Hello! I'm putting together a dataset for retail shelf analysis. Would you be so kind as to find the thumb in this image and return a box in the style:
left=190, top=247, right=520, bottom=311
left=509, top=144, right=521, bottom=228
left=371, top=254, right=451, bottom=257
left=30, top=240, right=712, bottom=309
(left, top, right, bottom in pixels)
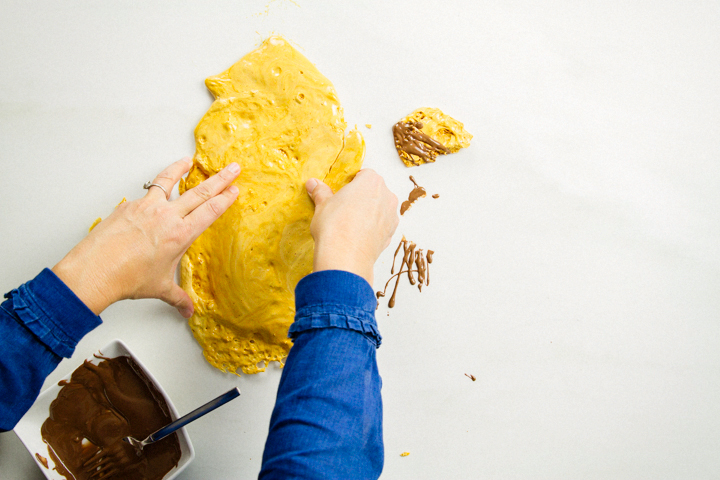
left=163, top=283, right=195, bottom=318
left=306, top=178, right=333, bottom=205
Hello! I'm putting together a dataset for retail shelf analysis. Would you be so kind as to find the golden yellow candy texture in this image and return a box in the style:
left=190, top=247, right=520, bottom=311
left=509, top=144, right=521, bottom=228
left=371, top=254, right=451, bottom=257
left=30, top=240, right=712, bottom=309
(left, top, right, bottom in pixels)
left=180, top=36, right=364, bottom=374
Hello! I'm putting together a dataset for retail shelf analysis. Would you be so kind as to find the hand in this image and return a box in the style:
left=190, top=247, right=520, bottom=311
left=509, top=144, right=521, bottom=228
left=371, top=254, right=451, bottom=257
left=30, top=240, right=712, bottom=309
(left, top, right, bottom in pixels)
left=306, top=169, right=399, bottom=286
left=52, top=158, right=241, bottom=318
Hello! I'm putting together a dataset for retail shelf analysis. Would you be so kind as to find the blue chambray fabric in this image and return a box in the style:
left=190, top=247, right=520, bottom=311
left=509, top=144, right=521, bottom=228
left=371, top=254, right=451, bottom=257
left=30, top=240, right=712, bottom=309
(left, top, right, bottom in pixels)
left=1, top=267, right=385, bottom=479
left=0, top=268, right=101, bottom=431
left=260, top=270, right=384, bottom=479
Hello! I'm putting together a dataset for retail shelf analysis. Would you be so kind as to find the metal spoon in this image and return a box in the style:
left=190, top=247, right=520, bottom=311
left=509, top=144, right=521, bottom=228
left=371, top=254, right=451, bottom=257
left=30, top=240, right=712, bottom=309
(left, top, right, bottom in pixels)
left=124, top=387, right=240, bottom=453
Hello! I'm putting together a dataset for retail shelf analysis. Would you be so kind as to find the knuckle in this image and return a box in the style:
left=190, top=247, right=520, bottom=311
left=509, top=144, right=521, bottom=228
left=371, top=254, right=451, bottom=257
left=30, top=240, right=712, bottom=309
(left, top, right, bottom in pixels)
left=122, top=199, right=141, bottom=217
left=208, top=199, right=224, bottom=217
left=173, top=224, right=191, bottom=245
left=218, top=167, right=234, bottom=180
left=154, top=172, right=174, bottom=183
left=158, top=283, right=176, bottom=304
left=390, top=192, right=399, bottom=206
left=192, top=183, right=213, bottom=201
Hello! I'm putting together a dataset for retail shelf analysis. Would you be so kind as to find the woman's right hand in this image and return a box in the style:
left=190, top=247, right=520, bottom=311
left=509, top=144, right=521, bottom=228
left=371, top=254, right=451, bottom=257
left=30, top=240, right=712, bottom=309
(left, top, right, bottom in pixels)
left=305, top=169, right=399, bottom=286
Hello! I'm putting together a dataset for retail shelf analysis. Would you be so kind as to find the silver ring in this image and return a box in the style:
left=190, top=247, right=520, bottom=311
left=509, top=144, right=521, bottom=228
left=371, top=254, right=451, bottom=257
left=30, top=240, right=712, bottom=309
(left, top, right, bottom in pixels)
left=143, top=181, right=169, bottom=200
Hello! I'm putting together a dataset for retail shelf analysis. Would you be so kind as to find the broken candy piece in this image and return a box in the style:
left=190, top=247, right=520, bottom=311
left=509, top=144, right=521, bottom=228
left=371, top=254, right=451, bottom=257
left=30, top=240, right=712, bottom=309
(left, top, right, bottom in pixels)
left=392, top=107, right=472, bottom=167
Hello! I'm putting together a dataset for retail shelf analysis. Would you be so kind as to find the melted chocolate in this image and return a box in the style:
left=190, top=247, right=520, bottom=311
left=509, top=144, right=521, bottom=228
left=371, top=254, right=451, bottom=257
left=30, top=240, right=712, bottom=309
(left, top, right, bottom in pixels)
left=392, top=121, right=450, bottom=166
left=400, top=176, right=427, bottom=215
left=41, top=356, right=181, bottom=480
left=426, top=250, right=434, bottom=285
left=376, top=238, right=434, bottom=308
left=405, top=242, right=417, bottom=285
left=35, top=453, right=49, bottom=469
left=391, top=239, right=404, bottom=275
left=415, top=249, right=426, bottom=291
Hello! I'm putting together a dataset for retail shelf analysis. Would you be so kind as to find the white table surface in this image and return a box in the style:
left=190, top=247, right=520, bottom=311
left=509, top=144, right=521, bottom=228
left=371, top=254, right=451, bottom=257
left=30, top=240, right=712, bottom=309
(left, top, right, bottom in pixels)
left=1, top=1, right=719, bottom=479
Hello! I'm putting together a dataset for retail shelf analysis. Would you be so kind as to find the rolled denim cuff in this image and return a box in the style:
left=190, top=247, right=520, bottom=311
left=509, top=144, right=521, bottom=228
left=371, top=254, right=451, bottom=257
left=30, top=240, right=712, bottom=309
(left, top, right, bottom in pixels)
left=290, top=270, right=381, bottom=348
left=3, top=268, right=102, bottom=358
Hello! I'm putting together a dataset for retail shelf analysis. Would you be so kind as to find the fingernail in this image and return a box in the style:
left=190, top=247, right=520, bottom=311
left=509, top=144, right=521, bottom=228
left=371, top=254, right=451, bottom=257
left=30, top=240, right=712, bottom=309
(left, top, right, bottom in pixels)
left=229, top=185, right=239, bottom=194
left=228, top=162, right=240, bottom=174
left=183, top=156, right=193, bottom=167
left=305, top=178, right=319, bottom=193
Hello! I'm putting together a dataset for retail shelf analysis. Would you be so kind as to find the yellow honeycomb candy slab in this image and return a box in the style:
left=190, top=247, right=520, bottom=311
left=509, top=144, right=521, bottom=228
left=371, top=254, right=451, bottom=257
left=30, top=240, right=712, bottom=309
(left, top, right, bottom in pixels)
left=180, top=36, right=364, bottom=374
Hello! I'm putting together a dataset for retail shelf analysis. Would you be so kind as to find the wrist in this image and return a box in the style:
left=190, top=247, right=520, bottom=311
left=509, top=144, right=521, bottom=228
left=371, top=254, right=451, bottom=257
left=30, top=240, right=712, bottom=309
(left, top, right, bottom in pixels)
left=52, top=249, right=116, bottom=316
left=313, top=241, right=374, bottom=286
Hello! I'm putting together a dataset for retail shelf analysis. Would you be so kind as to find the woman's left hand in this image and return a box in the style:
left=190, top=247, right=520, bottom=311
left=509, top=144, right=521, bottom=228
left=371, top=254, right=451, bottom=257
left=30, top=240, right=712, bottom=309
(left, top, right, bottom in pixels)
left=52, top=157, right=240, bottom=318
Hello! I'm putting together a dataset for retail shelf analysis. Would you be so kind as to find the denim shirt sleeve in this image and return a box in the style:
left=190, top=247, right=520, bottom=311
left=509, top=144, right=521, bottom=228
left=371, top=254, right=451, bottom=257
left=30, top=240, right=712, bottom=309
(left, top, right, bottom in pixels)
left=0, top=268, right=102, bottom=431
left=259, top=270, right=384, bottom=480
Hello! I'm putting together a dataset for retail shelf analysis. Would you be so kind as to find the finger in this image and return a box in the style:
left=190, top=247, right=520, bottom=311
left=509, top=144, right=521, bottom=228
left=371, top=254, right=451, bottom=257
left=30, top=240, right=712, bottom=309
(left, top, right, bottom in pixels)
left=183, top=185, right=240, bottom=237
left=352, top=168, right=378, bottom=182
left=174, top=162, right=241, bottom=215
left=162, top=283, right=194, bottom=318
left=306, top=178, right=334, bottom=205
left=146, top=157, right=193, bottom=200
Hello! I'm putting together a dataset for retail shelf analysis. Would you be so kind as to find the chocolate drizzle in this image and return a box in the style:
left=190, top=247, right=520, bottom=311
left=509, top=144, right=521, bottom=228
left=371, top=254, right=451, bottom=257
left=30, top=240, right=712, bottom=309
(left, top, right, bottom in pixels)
left=392, top=120, right=450, bottom=166
left=41, top=356, right=181, bottom=480
left=400, top=176, right=427, bottom=215
left=376, top=237, right=434, bottom=308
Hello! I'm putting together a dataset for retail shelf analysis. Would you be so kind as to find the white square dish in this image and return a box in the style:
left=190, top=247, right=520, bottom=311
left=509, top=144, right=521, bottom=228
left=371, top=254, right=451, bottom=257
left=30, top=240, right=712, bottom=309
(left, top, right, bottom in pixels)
left=14, top=339, right=195, bottom=480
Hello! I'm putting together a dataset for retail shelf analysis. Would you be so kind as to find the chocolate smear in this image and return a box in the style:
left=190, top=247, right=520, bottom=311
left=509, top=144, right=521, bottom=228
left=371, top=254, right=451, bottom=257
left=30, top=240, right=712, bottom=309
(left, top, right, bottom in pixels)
left=400, top=176, right=427, bottom=215
left=393, top=120, right=450, bottom=166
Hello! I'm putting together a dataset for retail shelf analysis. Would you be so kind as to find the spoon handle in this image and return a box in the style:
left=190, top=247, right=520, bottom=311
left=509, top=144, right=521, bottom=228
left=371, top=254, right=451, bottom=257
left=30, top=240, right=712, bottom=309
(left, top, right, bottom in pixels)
left=148, top=387, right=241, bottom=444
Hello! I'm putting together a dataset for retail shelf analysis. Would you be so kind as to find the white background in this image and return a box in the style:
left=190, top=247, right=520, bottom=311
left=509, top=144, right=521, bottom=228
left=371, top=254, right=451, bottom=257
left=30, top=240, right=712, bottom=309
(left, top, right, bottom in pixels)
left=1, top=1, right=719, bottom=478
